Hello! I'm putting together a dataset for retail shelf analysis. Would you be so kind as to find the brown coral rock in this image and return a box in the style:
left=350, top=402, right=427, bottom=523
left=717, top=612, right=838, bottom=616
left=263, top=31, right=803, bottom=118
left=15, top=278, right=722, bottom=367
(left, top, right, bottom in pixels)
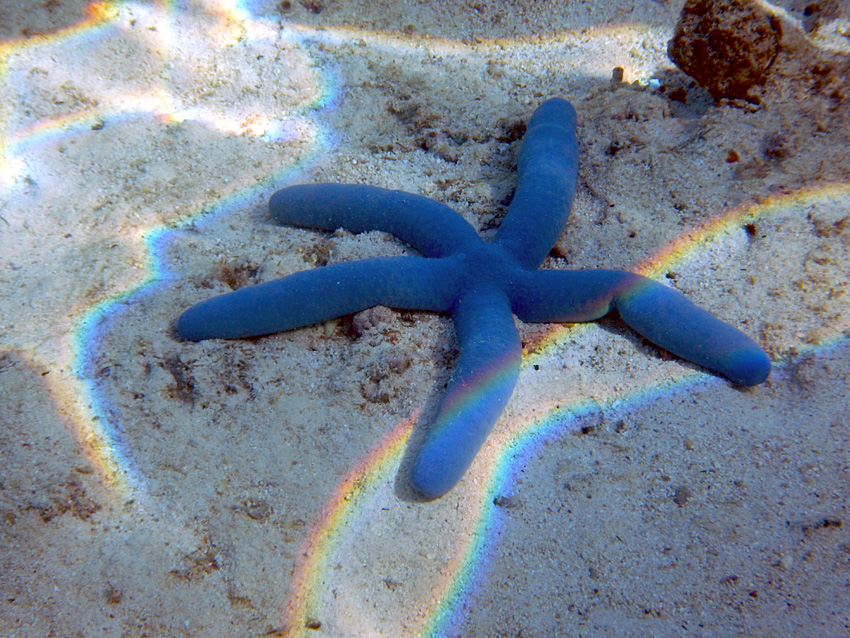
left=668, top=0, right=782, bottom=100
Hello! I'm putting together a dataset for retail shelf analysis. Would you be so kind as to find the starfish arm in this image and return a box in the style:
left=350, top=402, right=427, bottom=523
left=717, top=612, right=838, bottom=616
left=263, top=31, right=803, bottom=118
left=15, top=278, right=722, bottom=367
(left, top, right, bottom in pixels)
left=510, top=269, right=626, bottom=323
left=493, top=97, right=579, bottom=270
left=511, top=270, right=771, bottom=387
left=411, top=285, right=522, bottom=499
left=176, top=256, right=460, bottom=341
left=269, top=184, right=483, bottom=258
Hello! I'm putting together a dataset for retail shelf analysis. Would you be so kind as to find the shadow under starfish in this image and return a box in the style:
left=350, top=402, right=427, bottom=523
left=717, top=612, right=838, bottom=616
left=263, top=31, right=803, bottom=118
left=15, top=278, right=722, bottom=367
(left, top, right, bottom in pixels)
left=176, top=97, right=771, bottom=499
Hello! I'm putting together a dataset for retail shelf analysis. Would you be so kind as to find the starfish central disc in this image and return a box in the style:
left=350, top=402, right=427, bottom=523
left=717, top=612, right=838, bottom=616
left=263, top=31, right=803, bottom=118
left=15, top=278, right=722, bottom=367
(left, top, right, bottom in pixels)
left=176, top=97, right=771, bottom=499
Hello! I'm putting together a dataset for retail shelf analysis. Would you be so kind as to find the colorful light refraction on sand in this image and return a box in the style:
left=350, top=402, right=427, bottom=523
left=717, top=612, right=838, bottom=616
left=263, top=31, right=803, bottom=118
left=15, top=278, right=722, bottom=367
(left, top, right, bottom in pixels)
left=278, top=183, right=850, bottom=637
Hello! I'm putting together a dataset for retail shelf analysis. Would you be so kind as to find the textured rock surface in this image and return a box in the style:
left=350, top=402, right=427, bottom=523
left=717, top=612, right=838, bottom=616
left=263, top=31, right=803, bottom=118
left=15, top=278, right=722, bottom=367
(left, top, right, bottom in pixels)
left=668, top=0, right=783, bottom=100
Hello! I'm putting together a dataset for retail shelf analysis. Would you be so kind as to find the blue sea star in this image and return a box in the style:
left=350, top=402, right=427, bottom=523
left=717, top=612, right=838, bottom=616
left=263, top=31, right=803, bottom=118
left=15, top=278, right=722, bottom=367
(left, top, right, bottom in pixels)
left=176, top=97, right=771, bottom=499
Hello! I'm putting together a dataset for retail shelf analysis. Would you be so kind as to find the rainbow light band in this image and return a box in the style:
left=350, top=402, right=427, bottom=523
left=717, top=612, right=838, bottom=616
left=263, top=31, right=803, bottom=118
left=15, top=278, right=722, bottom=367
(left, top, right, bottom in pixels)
left=1, top=0, right=329, bottom=499
left=282, top=414, right=418, bottom=631
left=279, top=180, right=850, bottom=637
left=0, top=0, right=118, bottom=56
left=5, top=2, right=848, bottom=632
left=69, top=137, right=329, bottom=496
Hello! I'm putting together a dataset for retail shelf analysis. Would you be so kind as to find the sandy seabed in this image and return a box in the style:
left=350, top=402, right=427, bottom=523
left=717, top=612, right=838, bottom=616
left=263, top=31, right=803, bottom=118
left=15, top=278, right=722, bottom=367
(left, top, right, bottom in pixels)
left=1, top=0, right=849, bottom=636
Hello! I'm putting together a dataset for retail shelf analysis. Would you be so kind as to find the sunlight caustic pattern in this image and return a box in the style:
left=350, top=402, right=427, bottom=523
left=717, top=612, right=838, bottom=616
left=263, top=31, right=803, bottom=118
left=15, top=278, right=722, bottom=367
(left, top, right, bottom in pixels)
left=0, top=0, right=324, bottom=494
left=0, top=0, right=677, bottom=511
left=4, top=0, right=849, bottom=634
left=279, top=181, right=850, bottom=638
left=0, top=0, right=675, bottom=509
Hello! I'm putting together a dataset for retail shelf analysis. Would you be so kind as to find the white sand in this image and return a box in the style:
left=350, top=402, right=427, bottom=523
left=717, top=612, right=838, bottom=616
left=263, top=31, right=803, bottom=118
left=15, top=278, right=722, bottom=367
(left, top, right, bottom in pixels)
left=1, top=0, right=848, bottom=636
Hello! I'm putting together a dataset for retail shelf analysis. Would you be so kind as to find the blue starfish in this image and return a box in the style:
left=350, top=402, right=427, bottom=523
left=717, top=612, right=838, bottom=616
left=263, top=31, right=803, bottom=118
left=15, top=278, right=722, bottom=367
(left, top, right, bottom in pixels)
left=176, top=98, right=771, bottom=499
